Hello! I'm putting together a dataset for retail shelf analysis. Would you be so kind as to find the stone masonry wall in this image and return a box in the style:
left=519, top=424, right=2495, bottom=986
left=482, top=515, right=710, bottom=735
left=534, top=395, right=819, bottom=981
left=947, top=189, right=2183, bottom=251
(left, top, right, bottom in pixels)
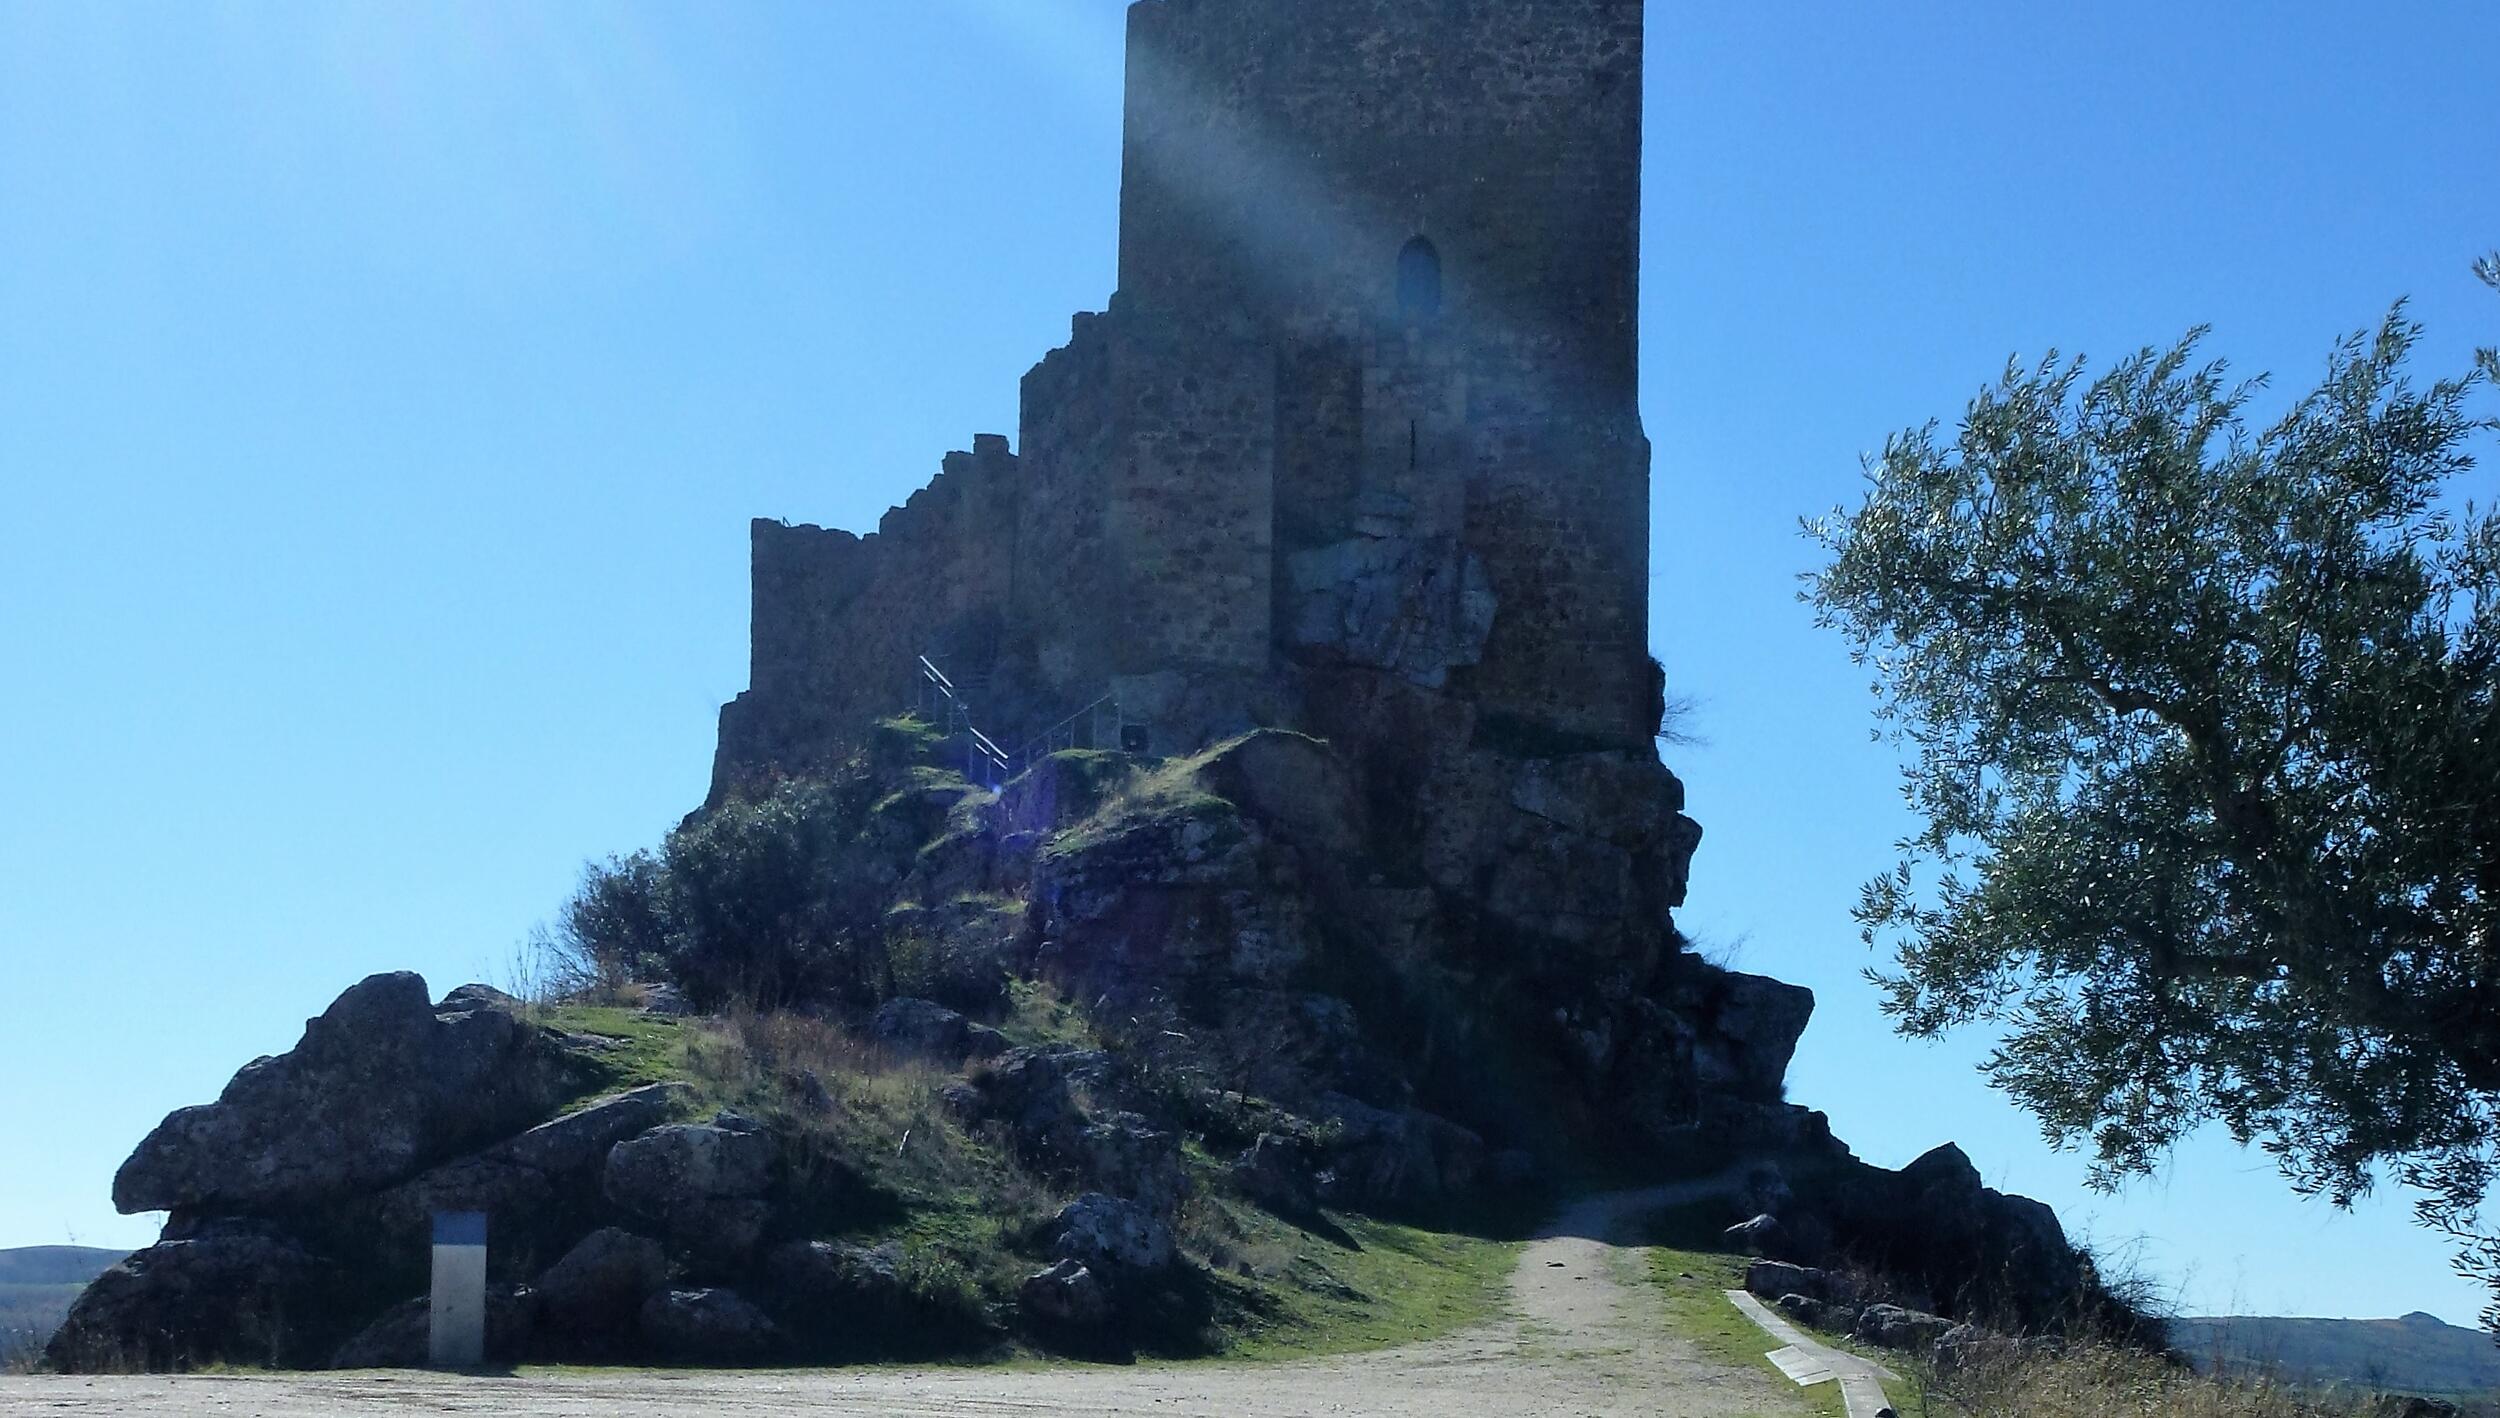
left=719, top=0, right=1661, bottom=801
left=1011, top=313, right=1123, bottom=712
left=713, top=437, right=1023, bottom=798
left=1118, top=0, right=1646, bottom=390
left=1119, top=0, right=1656, bottom=747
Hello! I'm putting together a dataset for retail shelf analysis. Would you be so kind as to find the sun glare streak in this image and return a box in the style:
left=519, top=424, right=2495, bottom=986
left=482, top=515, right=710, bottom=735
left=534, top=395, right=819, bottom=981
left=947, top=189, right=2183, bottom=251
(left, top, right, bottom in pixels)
left=973, top=0, right=1611, bottom=407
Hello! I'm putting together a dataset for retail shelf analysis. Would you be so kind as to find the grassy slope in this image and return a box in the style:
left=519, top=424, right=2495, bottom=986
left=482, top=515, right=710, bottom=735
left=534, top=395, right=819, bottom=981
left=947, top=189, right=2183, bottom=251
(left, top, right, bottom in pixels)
left=530, top=998, right=1523, bottom=1365
left=1192, top=1204, right=1522, bottom=1362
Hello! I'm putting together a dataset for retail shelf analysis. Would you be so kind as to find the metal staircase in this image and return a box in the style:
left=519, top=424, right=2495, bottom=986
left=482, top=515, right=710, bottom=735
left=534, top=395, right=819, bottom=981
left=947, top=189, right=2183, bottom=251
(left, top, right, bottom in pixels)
left=915, top=656, right=1127, bottom=789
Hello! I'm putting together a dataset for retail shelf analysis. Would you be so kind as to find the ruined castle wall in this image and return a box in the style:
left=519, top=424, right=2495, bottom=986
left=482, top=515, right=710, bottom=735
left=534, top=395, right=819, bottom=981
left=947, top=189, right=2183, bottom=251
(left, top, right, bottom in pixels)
left=1460, top=379, right=1654, bottom=743
left=713, top=438, right=1023, bottom=798
left=1118, top=0, right=1645, bottom=396
left=1012, top=308, right=1278, bottom=749
left=1120, top=0, right=1655, bottom=746
left=1105, top=317, right=1276, bottom=678
left=1271, top=338, right=1365, bottom=560
left=721, top=0, right=1661, bottom=795
left=1012, top=315, right=1123, bottom=714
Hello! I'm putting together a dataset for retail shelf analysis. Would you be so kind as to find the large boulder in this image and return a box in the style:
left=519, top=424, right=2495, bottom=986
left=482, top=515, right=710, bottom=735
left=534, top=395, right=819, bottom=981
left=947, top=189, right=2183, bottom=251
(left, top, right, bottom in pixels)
left=371, top=1082, right=693, bottom=1240
left=1049, top=1194, right=1175, bottom=1273
left=604, top=1116, right=775, bottom=1214
left=1313, top=1094, right=1485, bottom=1207
left=762, top=1239, right=908, bottom=1314
left=639, top=1288, right=779, bottom=1364
left=604, top=1115, right=779, bottom=1268
left=1076, top=1113, right=1188, bottom=1213
left=112, top=974, right=589, bottom=1215
left=955, top=1046, right=1102, bottom=1167
left=1857, top=1303, right=1957, bottom=1353
left=1030, top=789, right=1307, bottom=994
left=1776, top=1292, right=1863, bottom=1334
left=46, top=1225, right=319, bottom=1372
left=1794, top=1142, right=2091, bottom=1332
left=1232, top=1131, right=1324, bottom=1214
left=1745, top=1260, right=1829, bottom=1302
left=1689, top=970, right=1816, bottom=1104
left=537, top=1228, right=670, bottom=1340
left=1193, top=731, right=1367, bottom=858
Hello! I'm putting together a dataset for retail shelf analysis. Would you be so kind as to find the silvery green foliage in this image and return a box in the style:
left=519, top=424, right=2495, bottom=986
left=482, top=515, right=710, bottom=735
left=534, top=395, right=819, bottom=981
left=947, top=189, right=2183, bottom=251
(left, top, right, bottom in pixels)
left=1806, top=263, right=2499, bottom=1327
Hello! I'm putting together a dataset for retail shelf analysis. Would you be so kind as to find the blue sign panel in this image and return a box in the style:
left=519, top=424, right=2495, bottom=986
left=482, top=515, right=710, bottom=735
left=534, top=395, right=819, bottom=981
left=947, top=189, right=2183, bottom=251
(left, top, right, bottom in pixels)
left=432, top=1211, right=488, bottom=1248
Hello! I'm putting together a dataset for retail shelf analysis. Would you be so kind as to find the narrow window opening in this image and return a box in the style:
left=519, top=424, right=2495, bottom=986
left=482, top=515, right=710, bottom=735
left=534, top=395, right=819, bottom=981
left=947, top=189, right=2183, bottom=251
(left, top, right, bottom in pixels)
left=1409, top=419, right=1419, bottom=469
left=1397, top=237, right=1443, bottom=322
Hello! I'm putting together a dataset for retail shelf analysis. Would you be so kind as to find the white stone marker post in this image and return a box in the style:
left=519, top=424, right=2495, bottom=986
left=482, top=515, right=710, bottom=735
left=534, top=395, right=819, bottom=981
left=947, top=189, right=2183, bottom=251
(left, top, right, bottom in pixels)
left=429, top=1211, right=488, bottom=1370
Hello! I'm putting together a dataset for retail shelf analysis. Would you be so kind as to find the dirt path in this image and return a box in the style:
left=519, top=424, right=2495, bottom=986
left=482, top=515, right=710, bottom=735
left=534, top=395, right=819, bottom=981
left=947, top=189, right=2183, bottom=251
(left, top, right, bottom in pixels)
left=0, top=1182, right=1800, bottom=1417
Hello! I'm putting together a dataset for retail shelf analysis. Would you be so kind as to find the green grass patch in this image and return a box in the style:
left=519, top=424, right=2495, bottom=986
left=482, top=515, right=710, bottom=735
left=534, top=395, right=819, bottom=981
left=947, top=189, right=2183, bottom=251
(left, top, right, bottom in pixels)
left=539, top=1005, right=699, bottom=1105
left=1183, top=1196, right=1523, bottom=1362
left=1642, top=1202, right=1848, bottom=1418
left=1041, top=741, right=1249, bottom=858
left=998, top=979, right=1099, bottom=1050
left=514, top=1003, right=1525, bottom=1368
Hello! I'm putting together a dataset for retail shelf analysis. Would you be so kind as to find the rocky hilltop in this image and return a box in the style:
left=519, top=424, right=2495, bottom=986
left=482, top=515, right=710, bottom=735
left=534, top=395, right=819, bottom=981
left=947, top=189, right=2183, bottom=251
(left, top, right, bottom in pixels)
left=52, top=725, right=2110, bottom=1372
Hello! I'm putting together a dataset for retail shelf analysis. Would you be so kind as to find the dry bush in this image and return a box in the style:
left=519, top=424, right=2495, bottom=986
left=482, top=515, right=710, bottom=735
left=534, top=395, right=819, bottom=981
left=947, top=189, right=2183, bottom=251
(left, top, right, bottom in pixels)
left=1909, top=1338, right=2411, bottom=1418
left=1176, top=1192, right=1298, bottom=1281
left=502, top=922, right=643, bottom=1009
left=682, top=1008, right=1066, bottom=1266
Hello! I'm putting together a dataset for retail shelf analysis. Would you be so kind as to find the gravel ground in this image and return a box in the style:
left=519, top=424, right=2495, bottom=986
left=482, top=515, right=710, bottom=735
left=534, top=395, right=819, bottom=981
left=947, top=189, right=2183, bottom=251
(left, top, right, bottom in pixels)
left=0, top=1183, right=1794, bottom=1417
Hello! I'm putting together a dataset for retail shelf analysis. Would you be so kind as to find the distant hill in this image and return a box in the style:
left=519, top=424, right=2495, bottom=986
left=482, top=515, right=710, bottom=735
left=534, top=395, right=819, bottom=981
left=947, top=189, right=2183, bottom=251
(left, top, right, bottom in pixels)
left=2172, top=1312, right=2500, bottom=1398
left=0, top=1247, right=127, bottom=1361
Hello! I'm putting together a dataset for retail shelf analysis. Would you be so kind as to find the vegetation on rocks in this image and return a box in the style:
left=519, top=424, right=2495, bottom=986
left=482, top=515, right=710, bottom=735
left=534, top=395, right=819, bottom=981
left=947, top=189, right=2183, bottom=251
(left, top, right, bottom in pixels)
left=44, top=711, right=2098, bottom=1377
left=1643, top=1194, right=2494, bottom=1418
left=1896, top=1339, right=2498, bottom=1418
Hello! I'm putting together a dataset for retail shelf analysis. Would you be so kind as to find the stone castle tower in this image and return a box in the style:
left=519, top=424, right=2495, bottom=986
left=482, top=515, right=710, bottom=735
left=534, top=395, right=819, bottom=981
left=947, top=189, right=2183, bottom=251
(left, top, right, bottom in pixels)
left=716, top=0, right=1656, bottom=797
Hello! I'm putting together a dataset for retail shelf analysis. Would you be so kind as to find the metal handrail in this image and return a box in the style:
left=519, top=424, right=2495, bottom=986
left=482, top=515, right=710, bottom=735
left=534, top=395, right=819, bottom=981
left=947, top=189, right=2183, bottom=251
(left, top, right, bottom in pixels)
left=1009, top=693, right=1120, bottom=766
left=913, top=656, right=1121, bottom=789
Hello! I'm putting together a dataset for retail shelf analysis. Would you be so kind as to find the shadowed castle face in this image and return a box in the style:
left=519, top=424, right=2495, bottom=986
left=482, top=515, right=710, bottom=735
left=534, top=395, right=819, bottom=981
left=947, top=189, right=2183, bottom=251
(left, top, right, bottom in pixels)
left=716, top=0, right=1656, bottom=800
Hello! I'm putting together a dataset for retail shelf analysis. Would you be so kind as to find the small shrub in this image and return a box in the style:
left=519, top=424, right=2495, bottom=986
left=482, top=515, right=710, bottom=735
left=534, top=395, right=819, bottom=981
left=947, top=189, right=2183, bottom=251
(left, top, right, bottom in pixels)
left=558, top=851, right=671, bottom=986
left=658, top=778, right=891, bottom=1010
left=551, top=761, right=962, bottom=1013
left=1, top=1331, right=41, bottom=1376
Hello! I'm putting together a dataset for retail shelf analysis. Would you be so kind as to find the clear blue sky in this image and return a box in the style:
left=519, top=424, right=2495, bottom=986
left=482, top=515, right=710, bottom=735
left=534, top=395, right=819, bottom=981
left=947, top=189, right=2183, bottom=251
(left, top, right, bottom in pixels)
left=1, top=0, right=2493, bottom=1322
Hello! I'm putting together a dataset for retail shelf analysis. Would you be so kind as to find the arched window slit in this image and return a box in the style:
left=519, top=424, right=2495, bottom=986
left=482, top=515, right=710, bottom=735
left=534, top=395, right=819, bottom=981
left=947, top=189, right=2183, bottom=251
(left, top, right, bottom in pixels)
left=1398, top=237, right=1443, bottom=321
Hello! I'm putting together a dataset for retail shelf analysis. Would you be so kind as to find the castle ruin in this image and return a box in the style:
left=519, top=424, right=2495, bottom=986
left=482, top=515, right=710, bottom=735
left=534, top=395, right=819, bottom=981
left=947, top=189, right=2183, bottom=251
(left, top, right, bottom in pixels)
left=715, top=0, right=1661, bottom=794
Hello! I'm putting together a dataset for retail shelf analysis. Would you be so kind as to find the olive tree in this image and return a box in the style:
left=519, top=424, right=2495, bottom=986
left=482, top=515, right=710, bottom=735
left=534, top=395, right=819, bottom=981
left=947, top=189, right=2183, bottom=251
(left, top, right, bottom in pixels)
left=1806, top=260, right=2500, bottom=1324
